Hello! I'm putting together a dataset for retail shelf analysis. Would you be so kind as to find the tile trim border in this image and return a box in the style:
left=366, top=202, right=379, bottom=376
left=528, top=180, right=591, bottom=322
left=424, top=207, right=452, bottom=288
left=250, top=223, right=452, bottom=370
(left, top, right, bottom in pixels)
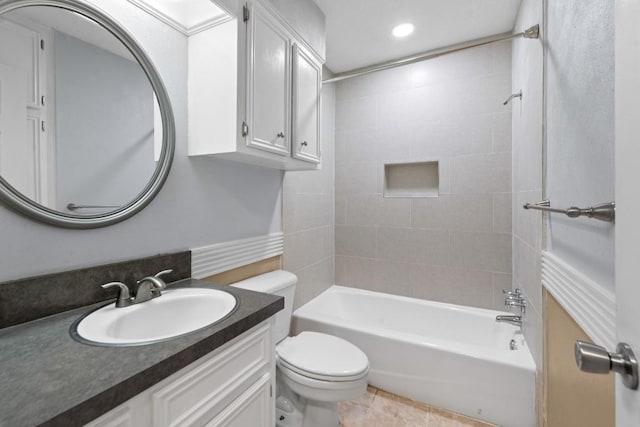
left=191, top=232, right=284, bottom=279
left=542, top=251, right=615, bottom=350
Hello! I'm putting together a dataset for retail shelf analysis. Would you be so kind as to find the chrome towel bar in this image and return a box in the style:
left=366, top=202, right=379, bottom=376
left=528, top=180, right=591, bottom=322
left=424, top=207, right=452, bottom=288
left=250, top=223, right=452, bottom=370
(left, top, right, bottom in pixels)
left=67, top=203, right=121, bottom=211
left=523, top=200, right=615, bottom=222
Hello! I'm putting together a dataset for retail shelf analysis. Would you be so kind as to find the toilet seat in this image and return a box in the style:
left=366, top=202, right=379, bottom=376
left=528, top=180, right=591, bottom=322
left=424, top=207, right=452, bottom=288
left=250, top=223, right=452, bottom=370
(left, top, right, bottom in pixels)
left=276, top=331, right=369, bottom=382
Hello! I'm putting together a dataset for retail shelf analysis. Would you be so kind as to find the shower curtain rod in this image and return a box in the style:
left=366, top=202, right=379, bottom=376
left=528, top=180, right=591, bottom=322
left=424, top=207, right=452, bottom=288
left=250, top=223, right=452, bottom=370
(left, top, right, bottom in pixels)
left=323, top=25, right=539, bottom=84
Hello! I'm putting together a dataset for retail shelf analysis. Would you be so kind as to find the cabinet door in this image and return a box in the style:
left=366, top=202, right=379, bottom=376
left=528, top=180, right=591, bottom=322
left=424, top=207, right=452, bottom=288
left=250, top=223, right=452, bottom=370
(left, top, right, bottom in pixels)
left=245, top=1, right=290, bottom=156
left=291, top=43, right=321, bottom=164
left=0, top=19, right=41, bottom=109
left=205, top=374, right=272, bottom=427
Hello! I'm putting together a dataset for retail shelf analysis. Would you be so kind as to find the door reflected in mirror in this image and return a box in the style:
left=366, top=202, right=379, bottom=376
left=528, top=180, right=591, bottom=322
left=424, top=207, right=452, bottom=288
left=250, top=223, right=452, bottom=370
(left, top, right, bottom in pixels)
left=0, top=6, right=161, bottom=216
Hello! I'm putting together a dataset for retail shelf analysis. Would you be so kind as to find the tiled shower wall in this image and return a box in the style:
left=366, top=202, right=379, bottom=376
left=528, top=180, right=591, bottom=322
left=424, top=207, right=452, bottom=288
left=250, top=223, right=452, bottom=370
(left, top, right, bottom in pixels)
left=512, top=0, right=544, bottom=379
left=334, top=44, right=513, bottom=310
left=283, top=82, right=336, bottom=310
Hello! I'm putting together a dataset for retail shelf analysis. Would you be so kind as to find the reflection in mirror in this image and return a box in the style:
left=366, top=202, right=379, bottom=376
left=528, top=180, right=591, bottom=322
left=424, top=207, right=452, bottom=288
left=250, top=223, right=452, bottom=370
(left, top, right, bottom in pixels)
left=0, top=5, right=161, bottom=216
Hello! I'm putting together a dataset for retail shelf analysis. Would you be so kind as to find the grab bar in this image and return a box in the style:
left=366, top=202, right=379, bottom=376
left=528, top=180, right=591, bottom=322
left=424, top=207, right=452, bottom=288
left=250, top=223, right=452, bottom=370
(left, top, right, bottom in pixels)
left=67, top=203, right=121, bottom=211
left=523, top=200, right=615, bottom=222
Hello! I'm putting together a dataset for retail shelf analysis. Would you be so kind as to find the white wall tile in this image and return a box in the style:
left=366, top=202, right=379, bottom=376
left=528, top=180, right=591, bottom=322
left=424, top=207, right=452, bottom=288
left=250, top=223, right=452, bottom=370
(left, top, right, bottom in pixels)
left=408, top=265, right=494, bottom=309
left=450, top=231, right=512, bottom=273
left=376, top=227, right=451, bottom=265
left=283, top=227, right=326, bottom=272
left=335, top=193, right=346, bottom=225
left=292, top=257, right=334, bottom=309
left=335, top=98, right=378, bottom=132
left=335, top=225, right=377, bottom=257
left=450, top=152, right=512, bottom=194
left=346, top=194, right=411, bottom=227
left=493, top=192, right=513, bottom=233
left=347, top=65, right=412, bottom=99
left=492, top=272, right=513, bottom=310
left=492, top=112, right=512, bottom=152
left=411, top=194, right=493, bottom=231
left=492, top=43, right=512, bottom=74
left=335, top=161, right=379, bottom=194
left=334, top=40, right=512, bottom=311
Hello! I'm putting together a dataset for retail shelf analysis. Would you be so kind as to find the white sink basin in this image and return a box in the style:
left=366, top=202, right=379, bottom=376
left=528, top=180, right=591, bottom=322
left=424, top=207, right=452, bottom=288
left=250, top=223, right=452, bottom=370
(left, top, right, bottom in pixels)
left=74, top=288, right=237, bottom=345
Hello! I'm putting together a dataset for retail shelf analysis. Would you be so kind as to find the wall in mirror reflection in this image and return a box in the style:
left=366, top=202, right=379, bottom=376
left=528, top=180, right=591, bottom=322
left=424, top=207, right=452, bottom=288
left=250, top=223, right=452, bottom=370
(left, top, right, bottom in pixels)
left=0, top=6, right=161, bottom=215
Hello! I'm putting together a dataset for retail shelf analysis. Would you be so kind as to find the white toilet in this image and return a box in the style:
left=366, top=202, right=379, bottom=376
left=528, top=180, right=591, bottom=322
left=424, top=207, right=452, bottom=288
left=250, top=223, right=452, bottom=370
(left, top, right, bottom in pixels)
left=231, top=270, right=369, bottom=427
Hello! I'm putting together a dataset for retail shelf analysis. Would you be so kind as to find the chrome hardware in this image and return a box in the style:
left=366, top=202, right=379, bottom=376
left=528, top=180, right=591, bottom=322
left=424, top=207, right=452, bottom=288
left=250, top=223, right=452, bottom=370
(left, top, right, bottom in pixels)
left=41, top=95, right=46, bottom=106
left=101, top=270, right=173, bottom=308
left=523, top=200, right=615, bottom=222
left=41, top=121, right=45, bottom=132
left=276, top=132, right=285, bottom=139
left=495, top=315, right=522, bottom=326
left=67, top=203, right=121, bottom=211
left=506, top=299, right=527, bottom=311
left=323, top=25, right=540, bottom=84
left=575, top=341, right=638, bottom=390
left=134, top=269, right=173, bottom=303
left=241, top=121, right=249, bottom=137
left=523, top=24, right=540, bottom=39
left=510, top=339, right=518, bottom=351
left=503, top=90, right=522, bottom=105
left=300, top=141, right=308, bottom=146
left=101, top=282, right=131, bottom=308
left=242, top=4, right=250, bottom=22
left=503, top=288, right=522, bottom=297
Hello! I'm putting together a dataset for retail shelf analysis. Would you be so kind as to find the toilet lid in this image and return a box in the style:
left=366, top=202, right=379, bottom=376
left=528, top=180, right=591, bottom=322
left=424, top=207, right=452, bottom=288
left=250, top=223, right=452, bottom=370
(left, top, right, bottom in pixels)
left=276, top=332, right=368, bottom=381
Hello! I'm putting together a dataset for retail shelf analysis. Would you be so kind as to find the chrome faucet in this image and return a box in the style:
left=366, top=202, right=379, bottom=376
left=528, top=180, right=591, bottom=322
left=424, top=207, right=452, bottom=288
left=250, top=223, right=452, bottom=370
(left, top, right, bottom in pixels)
left=101, top=282, right=132, bottom=308
left=495, top=315, right=523, bottom=326
left=505, top=299, right=527, bottom=312
left=133, top=269, right=173, bottom=304
left=101, top=269, right=173, bottom=308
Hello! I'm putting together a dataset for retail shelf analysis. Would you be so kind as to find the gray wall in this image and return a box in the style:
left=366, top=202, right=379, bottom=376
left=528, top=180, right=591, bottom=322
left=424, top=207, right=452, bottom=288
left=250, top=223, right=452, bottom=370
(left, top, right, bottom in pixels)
left=512, top=0, right=544, bottom=374
left=0, top=0, right=282, bottom=283
left=55, top=31, right=155, bottom=211
left=283, top=75, right=335, bottom=309
left=545, top=0, right=615, bottom=291
left=333, top=44, right=513, bottom=310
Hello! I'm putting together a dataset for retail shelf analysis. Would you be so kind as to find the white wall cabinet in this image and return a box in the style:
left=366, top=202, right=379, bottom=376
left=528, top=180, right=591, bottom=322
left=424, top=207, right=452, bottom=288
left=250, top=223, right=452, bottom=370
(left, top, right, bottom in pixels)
left=291, top=43, right=321, bottom=164
left=188, top=0, right=324, bottom=170
left=85, top=319, right=275, bottom=427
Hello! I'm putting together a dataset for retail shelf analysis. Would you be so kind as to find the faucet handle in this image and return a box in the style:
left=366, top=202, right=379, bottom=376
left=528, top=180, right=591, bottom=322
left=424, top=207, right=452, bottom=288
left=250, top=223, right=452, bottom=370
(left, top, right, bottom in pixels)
left=503, top=288, right=522, bottom=296
left=154, top=269, right=173, bottom=279
left=101, top=282, right=132, bottom=308
left=136, top=269, right=173, bottom=298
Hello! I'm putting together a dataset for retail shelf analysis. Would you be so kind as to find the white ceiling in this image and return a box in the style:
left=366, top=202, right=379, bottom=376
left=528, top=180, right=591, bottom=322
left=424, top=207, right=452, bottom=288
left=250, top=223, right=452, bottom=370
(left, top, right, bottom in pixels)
left=313, top=0, right=523, bottom=74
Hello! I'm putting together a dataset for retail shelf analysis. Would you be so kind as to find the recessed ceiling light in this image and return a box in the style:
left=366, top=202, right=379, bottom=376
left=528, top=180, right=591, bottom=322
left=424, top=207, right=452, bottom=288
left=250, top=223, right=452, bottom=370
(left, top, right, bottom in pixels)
left=392, top=23, right=414, bottom=38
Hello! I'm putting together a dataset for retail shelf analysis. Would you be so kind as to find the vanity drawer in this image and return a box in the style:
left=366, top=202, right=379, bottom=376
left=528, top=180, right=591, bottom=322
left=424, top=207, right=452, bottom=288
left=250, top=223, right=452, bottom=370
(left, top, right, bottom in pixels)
left=152, top=322, right=273, bottom=427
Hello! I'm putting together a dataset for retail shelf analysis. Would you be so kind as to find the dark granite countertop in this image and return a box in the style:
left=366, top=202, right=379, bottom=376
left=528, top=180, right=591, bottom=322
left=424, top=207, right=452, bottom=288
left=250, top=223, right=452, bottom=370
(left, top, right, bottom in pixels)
left=0, top=278, right=283, bottom=427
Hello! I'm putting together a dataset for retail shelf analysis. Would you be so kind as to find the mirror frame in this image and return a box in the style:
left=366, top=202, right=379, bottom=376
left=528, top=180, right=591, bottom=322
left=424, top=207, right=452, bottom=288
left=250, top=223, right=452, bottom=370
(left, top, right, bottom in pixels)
left=0, top=0, right=175, bottom=228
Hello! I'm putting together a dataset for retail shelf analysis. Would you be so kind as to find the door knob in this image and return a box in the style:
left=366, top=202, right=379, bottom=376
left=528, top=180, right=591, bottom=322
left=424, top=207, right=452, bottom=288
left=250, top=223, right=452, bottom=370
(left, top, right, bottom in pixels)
left=575, top=340, right=638, bottom=389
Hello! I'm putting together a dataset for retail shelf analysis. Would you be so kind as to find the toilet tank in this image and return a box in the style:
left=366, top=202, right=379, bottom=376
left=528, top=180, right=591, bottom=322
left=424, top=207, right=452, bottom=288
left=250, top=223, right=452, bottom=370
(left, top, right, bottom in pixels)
left=230, top=270, right=297, bottom=343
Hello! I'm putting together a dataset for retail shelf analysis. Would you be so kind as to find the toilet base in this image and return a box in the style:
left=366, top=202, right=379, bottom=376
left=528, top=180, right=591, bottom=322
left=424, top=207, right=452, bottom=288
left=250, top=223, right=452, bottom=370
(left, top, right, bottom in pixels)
left=275, top=396, right=340, bottom=427
left=301, top=400, right=340, bottom=427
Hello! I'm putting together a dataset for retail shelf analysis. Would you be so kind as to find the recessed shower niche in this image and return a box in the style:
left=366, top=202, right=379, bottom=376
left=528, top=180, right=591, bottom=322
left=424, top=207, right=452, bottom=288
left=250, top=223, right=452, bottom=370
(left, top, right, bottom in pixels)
left=383, top=161, right=439, bottom=198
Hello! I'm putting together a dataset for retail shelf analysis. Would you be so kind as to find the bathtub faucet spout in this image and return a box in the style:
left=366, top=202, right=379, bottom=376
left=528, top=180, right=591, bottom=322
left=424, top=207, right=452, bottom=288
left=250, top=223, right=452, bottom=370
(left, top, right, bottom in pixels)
left=495, top=315, right=522, bottom=326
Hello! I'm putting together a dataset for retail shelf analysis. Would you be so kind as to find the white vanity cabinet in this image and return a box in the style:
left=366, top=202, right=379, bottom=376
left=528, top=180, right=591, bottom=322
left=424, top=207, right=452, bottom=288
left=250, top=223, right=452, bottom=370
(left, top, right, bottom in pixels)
left=188, top=0, right=324, bottom=170
left=84, top=319, right=275, bottom=427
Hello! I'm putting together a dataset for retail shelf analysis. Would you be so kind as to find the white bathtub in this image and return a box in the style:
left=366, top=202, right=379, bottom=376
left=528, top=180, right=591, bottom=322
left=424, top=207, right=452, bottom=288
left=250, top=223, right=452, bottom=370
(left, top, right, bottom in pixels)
left=292, top=286, right=536, bottom=427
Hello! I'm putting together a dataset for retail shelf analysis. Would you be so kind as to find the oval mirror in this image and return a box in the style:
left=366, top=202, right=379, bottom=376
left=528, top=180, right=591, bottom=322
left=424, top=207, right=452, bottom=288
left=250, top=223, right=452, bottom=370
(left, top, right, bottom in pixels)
left=0, top=0, right=175, bottom=228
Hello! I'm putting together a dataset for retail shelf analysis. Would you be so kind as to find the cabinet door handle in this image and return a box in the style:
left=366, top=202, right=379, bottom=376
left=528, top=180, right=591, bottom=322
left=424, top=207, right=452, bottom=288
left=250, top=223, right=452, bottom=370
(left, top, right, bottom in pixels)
left=300, top=141, right=308, bottom=147
left=276, top=132, right=285, bottom=139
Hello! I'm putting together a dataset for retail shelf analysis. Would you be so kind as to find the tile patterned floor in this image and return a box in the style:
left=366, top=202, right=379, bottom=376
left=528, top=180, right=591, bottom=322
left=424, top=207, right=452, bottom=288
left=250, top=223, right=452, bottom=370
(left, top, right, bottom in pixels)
left=339, top=386, right=497, bottom=427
